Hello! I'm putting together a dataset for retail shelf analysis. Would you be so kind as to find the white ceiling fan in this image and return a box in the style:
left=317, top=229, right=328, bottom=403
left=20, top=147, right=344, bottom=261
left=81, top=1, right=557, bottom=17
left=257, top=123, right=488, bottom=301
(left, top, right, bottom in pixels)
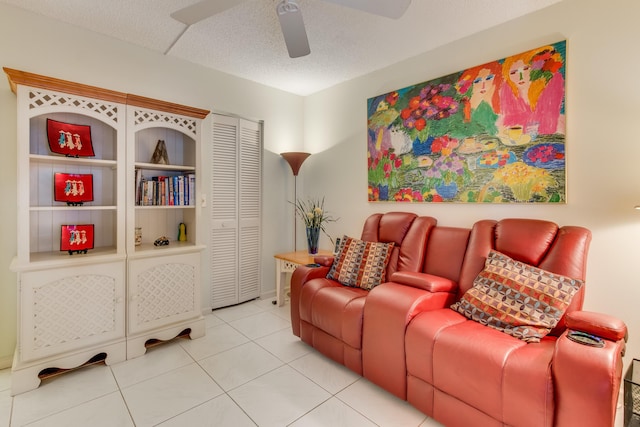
left=169, top=0, right=412, bottom=58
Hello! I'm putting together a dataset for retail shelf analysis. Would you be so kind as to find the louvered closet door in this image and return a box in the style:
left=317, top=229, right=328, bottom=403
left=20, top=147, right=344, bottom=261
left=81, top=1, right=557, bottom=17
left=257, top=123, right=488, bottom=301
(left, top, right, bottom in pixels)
left=210, top=114, right=262, bottom=309
left=238, top=121, right=261, bottom=301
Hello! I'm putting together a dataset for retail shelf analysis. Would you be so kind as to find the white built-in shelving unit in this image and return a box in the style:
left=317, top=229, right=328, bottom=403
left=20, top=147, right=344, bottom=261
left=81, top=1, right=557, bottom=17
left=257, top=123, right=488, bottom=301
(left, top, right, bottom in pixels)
left=5, top=68, right=209, bottom=395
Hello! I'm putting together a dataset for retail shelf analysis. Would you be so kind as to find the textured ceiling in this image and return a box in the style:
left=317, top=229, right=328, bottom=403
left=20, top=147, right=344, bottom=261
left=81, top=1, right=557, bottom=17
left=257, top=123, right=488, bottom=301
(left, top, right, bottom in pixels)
left=2, top=0, right=562, bottom=96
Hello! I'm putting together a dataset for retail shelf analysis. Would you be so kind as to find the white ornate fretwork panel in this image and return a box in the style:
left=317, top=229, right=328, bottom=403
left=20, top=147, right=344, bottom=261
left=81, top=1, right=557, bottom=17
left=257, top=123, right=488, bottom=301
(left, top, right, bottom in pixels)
left=135, top=263, right=195, bottom=324
left=28, top=89, right=120, bottom=126
left=281, top=260, right=300, bottom=273
left=20, top=261, right=125, bottom=362
left=127, top=252, right=201, bottom=335
left=132, top=109, right=197, bottom=137
left=33, top=274, right=116, bottom=350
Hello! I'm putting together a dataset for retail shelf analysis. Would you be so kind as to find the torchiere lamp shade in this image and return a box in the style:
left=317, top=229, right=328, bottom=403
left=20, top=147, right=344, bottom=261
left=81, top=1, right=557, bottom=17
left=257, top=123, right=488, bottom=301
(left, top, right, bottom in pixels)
left=281, top=151, right=311, bottom=253
left=281, top=152, right=311, bottom=176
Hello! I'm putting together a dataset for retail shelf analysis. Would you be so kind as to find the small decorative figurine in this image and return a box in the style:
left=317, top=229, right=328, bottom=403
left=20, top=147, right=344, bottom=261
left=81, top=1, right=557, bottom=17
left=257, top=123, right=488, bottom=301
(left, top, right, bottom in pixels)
left=135, top=227, right=142, bottom=246
left=153, top=236, right=169, bottom=247
left=178, top=222, right=187, bottom=242
left=150, top=139, right=170, bottom=164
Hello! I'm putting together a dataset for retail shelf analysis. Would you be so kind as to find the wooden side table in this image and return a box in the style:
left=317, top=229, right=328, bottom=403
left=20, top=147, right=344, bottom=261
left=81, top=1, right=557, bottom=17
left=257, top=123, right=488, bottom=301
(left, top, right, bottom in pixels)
left=273, top=250, right=333, bottom=306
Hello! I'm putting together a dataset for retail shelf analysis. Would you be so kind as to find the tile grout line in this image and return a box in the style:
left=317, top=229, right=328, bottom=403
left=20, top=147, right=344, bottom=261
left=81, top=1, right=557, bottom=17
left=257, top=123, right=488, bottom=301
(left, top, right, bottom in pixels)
left=108, top=366, right=138, bottom=426
left=203, top=300, right=292, bottom=427
left=213, top=300, right=341, bottom=426
left=230, top=301, right=371, bottom=426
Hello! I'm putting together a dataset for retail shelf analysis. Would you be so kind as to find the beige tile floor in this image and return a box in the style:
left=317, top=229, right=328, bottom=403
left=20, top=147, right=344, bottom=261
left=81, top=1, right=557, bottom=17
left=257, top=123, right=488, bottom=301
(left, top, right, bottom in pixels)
left=0, top=299, right=444, bottom=427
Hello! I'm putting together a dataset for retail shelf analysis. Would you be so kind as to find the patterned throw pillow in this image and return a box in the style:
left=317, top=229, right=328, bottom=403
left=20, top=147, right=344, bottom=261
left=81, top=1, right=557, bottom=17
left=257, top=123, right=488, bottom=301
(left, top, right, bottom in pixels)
left=325, top=235, right=347, bottom=279
left=327, top=235, right=395, bottom=290
left=450, top=250, right=584, bottom=343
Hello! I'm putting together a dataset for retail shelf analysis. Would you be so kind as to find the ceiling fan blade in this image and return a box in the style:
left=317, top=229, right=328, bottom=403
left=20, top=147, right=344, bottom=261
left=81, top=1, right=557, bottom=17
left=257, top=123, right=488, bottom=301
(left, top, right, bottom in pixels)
left=170, top=0, right=246, bottom=25
left=322, top=0, right=411, bottom=19
left=277, top=1, right=310, bottom=58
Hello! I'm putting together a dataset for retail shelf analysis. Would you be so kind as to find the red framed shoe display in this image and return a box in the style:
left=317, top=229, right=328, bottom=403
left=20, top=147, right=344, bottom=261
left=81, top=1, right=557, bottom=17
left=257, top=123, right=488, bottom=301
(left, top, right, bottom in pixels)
left=47, top=118, right=95, bottom=157
left=54, top=173, right=94, bottom=205
left=60, top=224, right=94, bottom=254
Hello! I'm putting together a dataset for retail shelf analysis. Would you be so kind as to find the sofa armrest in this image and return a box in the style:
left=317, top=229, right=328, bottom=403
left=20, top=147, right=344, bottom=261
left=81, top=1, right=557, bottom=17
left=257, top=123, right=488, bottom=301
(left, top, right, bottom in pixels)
left=389, top=271, right=457, bottom=293
left=362, top=282, right=458, bottom=399
left=292, top=264, right=330, bottom=285
left=313, top=255, right=334, bottom=267
left=290, top=264, right=330, bottom=337
left=565, top=310, right=627, bottom=342
left=552, top=312, right=627, bottom=427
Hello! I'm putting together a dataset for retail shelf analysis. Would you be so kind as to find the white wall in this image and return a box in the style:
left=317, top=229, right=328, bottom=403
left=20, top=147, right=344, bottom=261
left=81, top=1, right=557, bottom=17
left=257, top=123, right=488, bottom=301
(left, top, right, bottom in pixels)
left=0, top=3, right=304, bottom=366
left=302, top=0, right=640, bottom=366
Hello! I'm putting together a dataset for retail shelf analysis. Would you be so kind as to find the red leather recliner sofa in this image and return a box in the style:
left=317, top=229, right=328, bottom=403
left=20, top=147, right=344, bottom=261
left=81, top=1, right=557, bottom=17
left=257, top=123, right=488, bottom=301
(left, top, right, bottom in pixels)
left=290, top=211, right=436, bottom=374
left=290, top=213, right=627, bottom=427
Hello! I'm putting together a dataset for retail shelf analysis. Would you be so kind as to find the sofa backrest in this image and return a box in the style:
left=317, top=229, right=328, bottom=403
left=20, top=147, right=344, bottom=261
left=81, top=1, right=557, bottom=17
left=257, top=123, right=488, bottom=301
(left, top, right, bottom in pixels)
left=458, top=218, right=592, bottom=335
left=422, top=226, right=471, bottom=284
left=360, top=212, right=436, bottom=277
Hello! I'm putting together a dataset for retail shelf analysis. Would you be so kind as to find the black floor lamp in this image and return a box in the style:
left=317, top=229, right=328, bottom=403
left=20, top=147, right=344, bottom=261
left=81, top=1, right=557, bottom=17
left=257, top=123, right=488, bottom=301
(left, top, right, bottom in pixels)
left=281, top=152, right=311, bottom=251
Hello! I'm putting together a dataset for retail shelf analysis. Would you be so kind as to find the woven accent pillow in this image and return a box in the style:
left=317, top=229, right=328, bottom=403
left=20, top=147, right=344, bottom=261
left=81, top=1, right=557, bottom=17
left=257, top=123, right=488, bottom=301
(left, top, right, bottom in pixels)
left=327, top=235, right=395, bottom=290
left=450, top=249, right=584, bottom=343
left=325, top=236, right=347, bottom=279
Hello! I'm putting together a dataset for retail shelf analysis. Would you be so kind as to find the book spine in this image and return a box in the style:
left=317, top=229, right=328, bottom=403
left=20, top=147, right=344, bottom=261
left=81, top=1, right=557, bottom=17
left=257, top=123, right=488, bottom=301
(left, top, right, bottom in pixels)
left=151, top=177, right=158, bottom=206
left=184, top=174, right=189, bottom=206
left=158, top=176, right=166, bottom=206
left=142, top=179, right=149, bottom=206
left=178, top=175, right=185, bottom=206
left=135, top=169, right=142, bottom=206
left=169, top=176, right=175, bottom=206
left=187, top=174, right=195, bottom=206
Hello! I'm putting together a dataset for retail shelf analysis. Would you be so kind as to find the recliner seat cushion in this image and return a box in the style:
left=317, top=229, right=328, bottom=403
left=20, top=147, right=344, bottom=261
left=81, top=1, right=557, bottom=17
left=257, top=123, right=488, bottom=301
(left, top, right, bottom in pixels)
left=310, top=286, right=368, bottom=349
left=406, top=309, right=557, bottom=427
left=432, top=319, right=527, bottom=421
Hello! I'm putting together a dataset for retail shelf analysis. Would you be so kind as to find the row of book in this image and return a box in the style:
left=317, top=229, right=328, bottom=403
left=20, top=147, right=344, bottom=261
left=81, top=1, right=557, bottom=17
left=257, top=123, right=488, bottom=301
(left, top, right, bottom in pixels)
left=135, top=170, right=195, bottom=206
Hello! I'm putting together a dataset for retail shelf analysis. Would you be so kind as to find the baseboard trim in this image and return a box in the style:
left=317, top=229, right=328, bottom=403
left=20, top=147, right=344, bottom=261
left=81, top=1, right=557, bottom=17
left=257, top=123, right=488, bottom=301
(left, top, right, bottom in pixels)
left=261, top=290, right=276, bottom=300
left=0, top=354, right=13, bottom=370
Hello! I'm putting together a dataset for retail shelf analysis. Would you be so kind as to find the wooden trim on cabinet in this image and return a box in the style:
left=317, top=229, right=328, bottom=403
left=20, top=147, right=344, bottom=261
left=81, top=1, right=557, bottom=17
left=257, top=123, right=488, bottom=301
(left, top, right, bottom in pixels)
left=3, top=67, right=128, bottom=104
left=126, top=93, right=209, bottom=119
left=3, top=68, right=210, bottom=119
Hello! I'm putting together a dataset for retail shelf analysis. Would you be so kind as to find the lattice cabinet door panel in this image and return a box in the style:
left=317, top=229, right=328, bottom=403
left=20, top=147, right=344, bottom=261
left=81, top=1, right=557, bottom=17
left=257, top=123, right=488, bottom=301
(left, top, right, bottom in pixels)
left=127, top=252, right=202, bottom=335
left=19, top=261, right=126, bottom=363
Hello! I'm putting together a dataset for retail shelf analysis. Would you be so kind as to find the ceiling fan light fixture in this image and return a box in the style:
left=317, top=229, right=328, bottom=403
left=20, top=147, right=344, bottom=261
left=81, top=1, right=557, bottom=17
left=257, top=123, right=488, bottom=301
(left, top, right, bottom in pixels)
left=276, top=0, right=310, bottom=58
left=277, top=0, right=301, bottom=15
left=167, top=0, right=409, bottom=61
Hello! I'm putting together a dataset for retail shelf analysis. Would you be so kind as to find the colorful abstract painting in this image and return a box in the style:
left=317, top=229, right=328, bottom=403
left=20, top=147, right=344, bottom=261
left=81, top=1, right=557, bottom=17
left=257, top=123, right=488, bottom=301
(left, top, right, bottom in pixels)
left=367, top=41, right=566, bottom=203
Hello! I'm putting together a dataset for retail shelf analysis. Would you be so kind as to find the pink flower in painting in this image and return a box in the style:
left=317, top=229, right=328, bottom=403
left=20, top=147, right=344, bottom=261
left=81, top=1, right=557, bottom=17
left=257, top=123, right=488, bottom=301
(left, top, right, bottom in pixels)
left=383, top=162, right=392, bottom=178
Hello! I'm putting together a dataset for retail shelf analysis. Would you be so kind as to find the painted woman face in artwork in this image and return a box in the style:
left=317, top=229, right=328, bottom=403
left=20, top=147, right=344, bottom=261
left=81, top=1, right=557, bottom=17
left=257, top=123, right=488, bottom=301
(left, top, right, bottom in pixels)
left=508, top=59, right=531, bottom=93
left=470, top=68, right=496, bottom=108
